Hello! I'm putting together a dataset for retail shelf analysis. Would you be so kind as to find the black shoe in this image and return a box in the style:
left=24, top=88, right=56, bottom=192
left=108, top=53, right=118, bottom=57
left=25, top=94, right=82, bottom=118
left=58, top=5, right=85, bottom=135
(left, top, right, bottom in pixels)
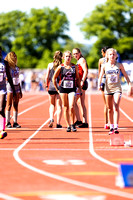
left=66, top=126, right=71, bottom=132
left=13, top=122, right=21, bottom=128
left=48, top=119, right=54, bottom=128
left=71, top=124, right=77, bottom=132
left=56, top=124, right=62, bottom=128
left=0, top=131, right=7, bottom=139
left=114, top=128, right=119, bottom=134
left=74, top=120, right=82, bottom=127
left=6, top=122, right=12, bottom=128
left=109, top=128, right=114, bottom=135
left=78, top=123, right=88, bottom=128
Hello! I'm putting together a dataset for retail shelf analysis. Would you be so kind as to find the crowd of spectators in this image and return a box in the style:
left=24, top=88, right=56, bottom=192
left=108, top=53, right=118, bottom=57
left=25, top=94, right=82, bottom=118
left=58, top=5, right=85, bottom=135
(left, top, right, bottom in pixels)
left=19, top=64, right=133, bottom=93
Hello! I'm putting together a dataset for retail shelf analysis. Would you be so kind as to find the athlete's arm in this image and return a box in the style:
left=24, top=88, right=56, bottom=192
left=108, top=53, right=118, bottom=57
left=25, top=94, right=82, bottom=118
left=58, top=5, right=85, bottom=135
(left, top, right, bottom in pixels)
left=45, top=63, right=51, bottom=88
left=75, top=65, right=82, bottom=94
left=52, top=65, right=61, bottom=92
left=98, top=58, right=103, bottom=77
left=98, top=64, right=105, bottom=90
left=79, top=58, right=88, bottom=86
left=4, top=60, right=16, bottom=96
left=119, top=63, right=131, bottom=84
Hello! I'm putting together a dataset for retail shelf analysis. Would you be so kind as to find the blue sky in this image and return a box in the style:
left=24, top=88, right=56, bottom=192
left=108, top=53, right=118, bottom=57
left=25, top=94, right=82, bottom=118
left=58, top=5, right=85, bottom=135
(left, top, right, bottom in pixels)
left=0, top=0, right=106, bottom=44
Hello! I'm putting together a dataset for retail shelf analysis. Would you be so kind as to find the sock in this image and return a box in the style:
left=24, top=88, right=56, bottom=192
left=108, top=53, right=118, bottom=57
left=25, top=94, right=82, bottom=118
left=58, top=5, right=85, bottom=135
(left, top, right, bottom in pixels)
left=6, top=111, right=10, bottom=124
left=13, top=111, right=18, bottom=123
left=3, top=118, right=5, bottom=130
left=114, top=124, right=118, bottom=129
left=110, top=124, right=114, bottom=130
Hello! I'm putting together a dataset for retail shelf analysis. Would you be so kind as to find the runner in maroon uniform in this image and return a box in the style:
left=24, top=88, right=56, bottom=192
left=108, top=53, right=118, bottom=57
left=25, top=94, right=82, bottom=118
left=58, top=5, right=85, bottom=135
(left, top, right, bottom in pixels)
left=53, top=51, right=82, bottom=132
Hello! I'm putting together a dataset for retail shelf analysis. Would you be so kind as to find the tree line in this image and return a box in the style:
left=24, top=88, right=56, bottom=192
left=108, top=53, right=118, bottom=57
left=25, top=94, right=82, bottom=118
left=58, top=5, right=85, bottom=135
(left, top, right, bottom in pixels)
left=0, top=0, right=132, bottom=69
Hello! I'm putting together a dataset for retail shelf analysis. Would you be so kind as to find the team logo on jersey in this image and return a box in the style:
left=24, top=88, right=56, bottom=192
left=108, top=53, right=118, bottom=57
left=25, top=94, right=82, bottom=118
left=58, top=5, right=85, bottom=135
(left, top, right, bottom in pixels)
left=116, top=69, right=119, bottom=74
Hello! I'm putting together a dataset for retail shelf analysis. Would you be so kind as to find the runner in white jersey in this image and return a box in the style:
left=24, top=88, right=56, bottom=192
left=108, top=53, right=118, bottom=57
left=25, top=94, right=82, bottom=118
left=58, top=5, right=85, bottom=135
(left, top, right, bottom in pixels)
left=98, top=48, right=131, bottom=135
left=5, top=52, right=22, bottom=128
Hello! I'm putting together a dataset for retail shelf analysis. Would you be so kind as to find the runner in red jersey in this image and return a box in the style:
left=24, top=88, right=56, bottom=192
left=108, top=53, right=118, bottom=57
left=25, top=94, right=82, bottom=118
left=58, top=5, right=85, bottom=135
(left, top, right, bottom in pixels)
left=72, top=48, right=88, bottom=128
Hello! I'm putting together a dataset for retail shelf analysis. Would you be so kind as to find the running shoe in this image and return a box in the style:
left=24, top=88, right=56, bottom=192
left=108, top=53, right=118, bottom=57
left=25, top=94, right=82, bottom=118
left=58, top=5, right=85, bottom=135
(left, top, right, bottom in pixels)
left=0, top=131, right=7, bottom=139
left=109, top=128, right=114, bottom=135
left=48, top=119, right=54, bottom=128
left=71, top=124, right=77, bottom=132
left=74, top=120, right=82, bottom=127
left=66, top=126, right=71, bottom=132
left=114, top=128, right=119, bottom=134
left=13, top=122, right=21, bottom=128
left=78, top=123, right=88, bottom=128
left=104, top=124, right=110, bottom=129
left=56, top=124, right=62, bottom=128
left=6, top=122, right=12, bottom=128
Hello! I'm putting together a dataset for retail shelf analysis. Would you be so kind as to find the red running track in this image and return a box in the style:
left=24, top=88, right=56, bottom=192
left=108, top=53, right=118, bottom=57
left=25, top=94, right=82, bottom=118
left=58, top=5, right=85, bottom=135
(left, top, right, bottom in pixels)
left=0, top=91, right=133, bottom=200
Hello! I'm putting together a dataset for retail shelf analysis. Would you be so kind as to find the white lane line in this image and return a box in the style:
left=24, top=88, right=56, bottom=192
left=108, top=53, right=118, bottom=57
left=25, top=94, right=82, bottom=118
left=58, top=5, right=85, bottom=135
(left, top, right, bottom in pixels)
left=19, top=95, right=44, bottom=104
left=120, top=107, right=133, bottom=122
left=1, top=148, right=133, bottom=151
left=18, top=99, right=49, bottom=116
left=122, top=94, right=133, bottom=102
left=88, top=94, right=118, bottom=168
left=0, top=193, right=22, bottom=200
left=13, top=103, right=133, bottom=199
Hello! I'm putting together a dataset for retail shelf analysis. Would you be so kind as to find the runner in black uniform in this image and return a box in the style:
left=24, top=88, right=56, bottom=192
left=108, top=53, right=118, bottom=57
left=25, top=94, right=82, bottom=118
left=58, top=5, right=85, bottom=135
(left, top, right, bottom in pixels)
left=59, top=63, right=76, bottom=94
left=53, top=51, right=82, bottom=132
left=45, top=51, right=62, bottom=128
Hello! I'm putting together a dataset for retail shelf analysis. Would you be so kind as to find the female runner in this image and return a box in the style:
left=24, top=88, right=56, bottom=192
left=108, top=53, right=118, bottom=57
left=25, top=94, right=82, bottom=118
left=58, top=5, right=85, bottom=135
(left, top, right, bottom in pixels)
left=53, top=51, right=82, bottom=132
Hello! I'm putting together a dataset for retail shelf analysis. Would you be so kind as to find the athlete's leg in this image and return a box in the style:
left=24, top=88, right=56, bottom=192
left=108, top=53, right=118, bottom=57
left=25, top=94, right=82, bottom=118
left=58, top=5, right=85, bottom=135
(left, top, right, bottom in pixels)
left=0, top=94, right=6, bottom=131
left=56, top=94, right=62, bottom=125
left=74, top=88, right=82, bottom=122
left=12, top=93, right=20, bottom=125
left=49, top=94, right=56, bottom=121
left=60, top=93, right=70, bottom=127
left=6, top=92, right=13, bottom=125
left=105, top=94, right=114, bottom=126
left=68, top=92, right=75, bottom=125
left=102, top=91, right=109, bottom=126
left=0, top=94, right=6, bottom=118
left=80, top=90, right=87, bottom=123
left=113, top=93, right=121, bottom=126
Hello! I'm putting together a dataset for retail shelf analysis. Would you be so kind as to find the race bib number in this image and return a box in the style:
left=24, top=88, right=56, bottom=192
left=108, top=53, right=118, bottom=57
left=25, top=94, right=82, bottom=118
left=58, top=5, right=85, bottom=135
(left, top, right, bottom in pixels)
left=13, top=77, right=19, bottom=85
left=63, top=80, right=73, bottom=88
left=108, top=74, right=118, bottom=84
left=0, top=73, right=3, bottom=82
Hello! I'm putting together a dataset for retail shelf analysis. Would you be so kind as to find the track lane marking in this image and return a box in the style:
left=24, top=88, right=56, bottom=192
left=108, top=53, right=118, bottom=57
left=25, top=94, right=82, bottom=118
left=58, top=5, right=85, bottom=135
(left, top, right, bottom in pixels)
left=120, top=107, right=133, bottom=122
left=0, top=193, right=22, bottom=200
left=12, top=94, right=133, bottom=199
left=122, top=94, right=133, bottom=102
left=11, top=191, right=106, bottom=200
left=18, top=99, right=49, bottom=116
left=58, top=172, right=118, bottom=176
left=88, top=94, right=118, bottom=168
left=19, top=95, right=45, bottom=104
